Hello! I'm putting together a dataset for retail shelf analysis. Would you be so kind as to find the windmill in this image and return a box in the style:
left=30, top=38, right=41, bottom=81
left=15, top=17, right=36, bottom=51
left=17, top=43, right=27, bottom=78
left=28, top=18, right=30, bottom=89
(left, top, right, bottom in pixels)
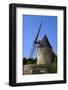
left=23, top=22, right=56, bottom=75
left=29, top=21, right=54, bottom=65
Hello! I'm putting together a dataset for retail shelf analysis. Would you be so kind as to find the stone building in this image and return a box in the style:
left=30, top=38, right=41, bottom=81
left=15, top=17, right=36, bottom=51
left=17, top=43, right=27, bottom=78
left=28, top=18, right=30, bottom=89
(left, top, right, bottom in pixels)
left=36, top=35, right=54, bottom=65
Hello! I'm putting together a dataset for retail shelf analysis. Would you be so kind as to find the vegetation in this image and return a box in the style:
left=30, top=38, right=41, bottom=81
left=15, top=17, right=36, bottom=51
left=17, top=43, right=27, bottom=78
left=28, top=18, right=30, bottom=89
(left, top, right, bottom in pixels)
left=45, top=54, right=57, bottom=73
left=23, top=57, right=37, bottom=65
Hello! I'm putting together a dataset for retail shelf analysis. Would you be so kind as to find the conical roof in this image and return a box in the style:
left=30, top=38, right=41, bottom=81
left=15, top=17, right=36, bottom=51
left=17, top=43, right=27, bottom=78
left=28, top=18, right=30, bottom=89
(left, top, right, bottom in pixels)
left=41, top=35, right=52, bottom=48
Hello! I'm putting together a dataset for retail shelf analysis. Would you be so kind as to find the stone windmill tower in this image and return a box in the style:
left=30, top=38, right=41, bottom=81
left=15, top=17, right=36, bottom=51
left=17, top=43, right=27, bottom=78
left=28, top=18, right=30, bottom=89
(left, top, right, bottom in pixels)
left=30, top=22, right=54, bottom=65
left=36, top=35, right=53, bottom=65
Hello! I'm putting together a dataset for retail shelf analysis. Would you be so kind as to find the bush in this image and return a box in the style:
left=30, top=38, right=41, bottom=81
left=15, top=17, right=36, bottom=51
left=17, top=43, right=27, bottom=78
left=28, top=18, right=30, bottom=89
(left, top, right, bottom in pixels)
left=23, top=57, right=37, bottom=65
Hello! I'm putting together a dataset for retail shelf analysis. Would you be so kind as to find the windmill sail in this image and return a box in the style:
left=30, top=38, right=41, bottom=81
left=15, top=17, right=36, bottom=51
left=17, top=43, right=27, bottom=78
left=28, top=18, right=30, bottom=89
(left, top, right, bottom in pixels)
left=34, top=21, right=43, bottom=42
left=29, top=22, right=43, bottom=58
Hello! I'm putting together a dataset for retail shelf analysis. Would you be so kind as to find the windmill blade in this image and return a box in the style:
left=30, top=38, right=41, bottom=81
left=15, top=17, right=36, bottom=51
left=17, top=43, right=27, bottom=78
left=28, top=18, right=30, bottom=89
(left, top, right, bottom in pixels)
left=29, top=21, right=43, bottom=58
left=33, top=45, right=37, bottom=58
left=30, top=43, right=35, bottom=58
left=29, top=42, right=34, bottom=57
left=35, top=21, right=43, bottom=42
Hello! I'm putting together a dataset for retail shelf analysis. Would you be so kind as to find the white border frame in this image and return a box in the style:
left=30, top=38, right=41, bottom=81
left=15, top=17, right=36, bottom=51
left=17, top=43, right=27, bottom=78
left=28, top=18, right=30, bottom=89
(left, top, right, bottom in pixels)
left=16, top=7, right=64, bottom=83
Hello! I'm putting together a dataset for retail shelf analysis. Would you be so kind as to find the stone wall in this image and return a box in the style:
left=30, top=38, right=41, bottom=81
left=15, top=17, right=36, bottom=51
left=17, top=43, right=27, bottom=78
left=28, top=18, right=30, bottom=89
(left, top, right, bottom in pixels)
left=23, top=64, right=48, bottom=75
left=37, top=47, right=53, bottom=65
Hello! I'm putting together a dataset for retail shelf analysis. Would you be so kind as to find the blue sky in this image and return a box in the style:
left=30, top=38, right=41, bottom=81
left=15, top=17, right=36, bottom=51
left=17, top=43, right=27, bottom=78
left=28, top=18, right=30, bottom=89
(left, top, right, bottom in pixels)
left=23, top=15, right=57, bottom=58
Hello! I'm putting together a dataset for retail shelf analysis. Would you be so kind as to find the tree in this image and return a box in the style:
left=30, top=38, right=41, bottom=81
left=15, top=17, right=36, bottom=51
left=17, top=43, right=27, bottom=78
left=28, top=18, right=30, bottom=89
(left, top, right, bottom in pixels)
left=23, top=57, right=27, bottom=65
left=23, top=57, right=37, bottom=65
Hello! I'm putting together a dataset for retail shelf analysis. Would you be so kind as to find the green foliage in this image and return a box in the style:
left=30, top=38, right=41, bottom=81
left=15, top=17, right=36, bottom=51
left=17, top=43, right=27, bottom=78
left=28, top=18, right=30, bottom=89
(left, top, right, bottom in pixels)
left=23, top=57, right=37, bottom=65
left=51, top=55, right=57, bottom=73
left=50, top=62, right=57, bottom=73
left=51, top=54, right=57, bottom=73
left=54, top=55, right=57, bottom=63
left=44, top=55, right=57, bottom=73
